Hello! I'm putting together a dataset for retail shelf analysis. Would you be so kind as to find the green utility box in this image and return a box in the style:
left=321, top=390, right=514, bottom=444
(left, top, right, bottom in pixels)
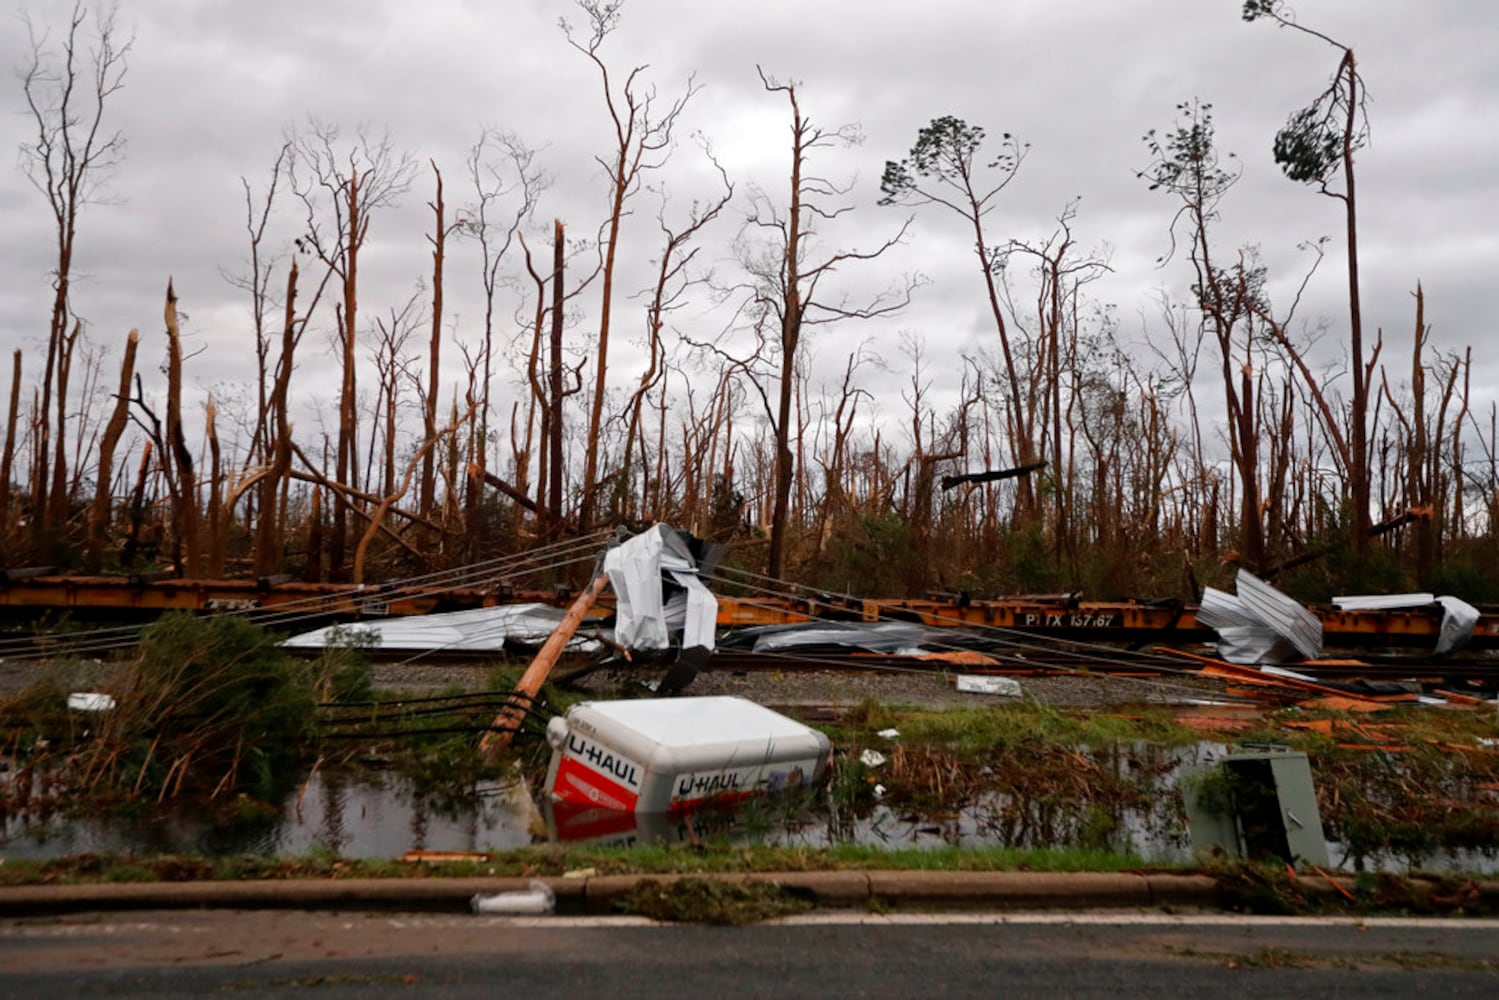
left=1183, top=749, right=1330, bottom=868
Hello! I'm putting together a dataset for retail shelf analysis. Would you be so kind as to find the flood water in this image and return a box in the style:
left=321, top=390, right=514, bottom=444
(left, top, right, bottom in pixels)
left=4, top=742, right=1496, bottom=875
left=2, top=770, right=539, bottom=862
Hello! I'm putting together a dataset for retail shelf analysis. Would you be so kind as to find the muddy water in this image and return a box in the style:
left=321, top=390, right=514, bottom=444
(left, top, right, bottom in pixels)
left=2, top=742, right=1203, bottom=862
left=2, top=771, right=540, bottom=862
left=3, top=742, right=1495, bottom=874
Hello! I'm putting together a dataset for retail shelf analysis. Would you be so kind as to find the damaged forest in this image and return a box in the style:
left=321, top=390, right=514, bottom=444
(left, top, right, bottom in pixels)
left=6, top=1, right=1496, bottom=607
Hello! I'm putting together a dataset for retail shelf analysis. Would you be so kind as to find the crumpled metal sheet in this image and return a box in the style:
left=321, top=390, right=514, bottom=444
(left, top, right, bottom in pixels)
left=1333, top=591, right=1479, bottom=657
left=1435, top=595, right=1480, bottom=656
left=1332, top=592, right=1436, bottom=611
left=603, top=524, right=718, bottom=652
left=723, top=620, right=929, bottom=654
left=1234, top=569, right=1323, bottom=660
left=1196, top=571, right=1321, bottom=663
left=1196, top=586, right=1262, bottom=630
left=1211, top=625, right=1300, bottom=665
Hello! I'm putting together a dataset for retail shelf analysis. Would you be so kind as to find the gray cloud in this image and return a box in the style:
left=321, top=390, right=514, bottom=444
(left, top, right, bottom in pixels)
left=3, top=0, right=1494, bottom=458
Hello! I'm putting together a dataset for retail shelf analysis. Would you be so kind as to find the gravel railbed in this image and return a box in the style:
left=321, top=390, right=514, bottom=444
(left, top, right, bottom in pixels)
left=0, top=654, right=1233, bottom=710
left=363, top=659, right=1231, bottom=710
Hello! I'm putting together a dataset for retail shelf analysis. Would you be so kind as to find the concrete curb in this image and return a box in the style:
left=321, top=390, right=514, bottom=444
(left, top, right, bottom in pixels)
left=5, top=872, right=1495, bottom=919
left=0, top=877, right=581, bottom=917
left=867, top=871, right=1150, bottom=910
left=1145, top=874, right=1222, bottom=909
left=0, top=871, right=1209, bottom=918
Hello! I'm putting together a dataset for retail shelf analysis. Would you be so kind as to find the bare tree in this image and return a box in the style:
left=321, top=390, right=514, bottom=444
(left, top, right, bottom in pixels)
left=289, top=122, right=415, bottom=579
left=546, top=221, right=568, bottom=531
left=223, top=143, right=292, bottom=468
left=745, top=68, right=913, bottom=579
left=219, top=143, right=339, bottom=576
left=462, top=129, right=542, bottom=494
left=515, top=220, right=598, bottom=535
left=83, top=329, right=138, bottom=571
left=370, top=291, right=424, bottom=499
left=19, top=1, right=131, bottom=549
left=0, top=352, right=20, bottom=550
left=162, top=281, right=200, bottom=576
left=1003, top=203, right=1111, bottom=549
left=563, top=0, right=697, bottom=532
left=419, top=161, right=462, bottom=529
left=617, top=142, right=733, bottom=520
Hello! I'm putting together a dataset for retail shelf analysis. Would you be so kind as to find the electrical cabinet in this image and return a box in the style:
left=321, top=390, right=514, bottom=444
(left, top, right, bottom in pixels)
left=1184, top=749, right=1330, bottom=867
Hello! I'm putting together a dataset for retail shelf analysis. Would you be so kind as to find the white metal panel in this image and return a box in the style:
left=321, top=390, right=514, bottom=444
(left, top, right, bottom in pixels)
left=1235, top=569, right=1322, bottom=660
left=281, top=603, right=587, bottom=653
left=1435, top=595, right=1481, bottom=655
left=1332, top=593, right=1434, bottom=610
left=1195, top=587, right=1259, bottom=630
left=604, top=524, right=718, bottom=652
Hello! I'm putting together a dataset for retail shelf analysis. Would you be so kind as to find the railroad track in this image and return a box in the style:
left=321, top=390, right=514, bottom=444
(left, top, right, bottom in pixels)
left=704, top=648, right=1499, bottom=682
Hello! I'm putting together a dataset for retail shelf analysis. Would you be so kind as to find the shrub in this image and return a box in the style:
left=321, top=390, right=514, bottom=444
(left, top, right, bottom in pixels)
left=82, top=613, right=317, bottom=801
left=306, top=625, right=376, bottom=703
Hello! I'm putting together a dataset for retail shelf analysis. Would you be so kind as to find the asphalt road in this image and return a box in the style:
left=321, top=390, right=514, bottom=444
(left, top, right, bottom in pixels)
left=3, top=911, right=1497, bottom=997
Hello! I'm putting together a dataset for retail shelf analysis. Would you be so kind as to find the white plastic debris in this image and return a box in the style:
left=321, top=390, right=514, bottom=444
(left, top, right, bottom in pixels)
left=954, top=675, right=1022, bottom=697
left=876, top=728, right=901, bottom=740
left=66, top=692, right=115, bottom=712
left=858, top=749, right=887, bottom=768
left=471, top=880, right=556, bottom=915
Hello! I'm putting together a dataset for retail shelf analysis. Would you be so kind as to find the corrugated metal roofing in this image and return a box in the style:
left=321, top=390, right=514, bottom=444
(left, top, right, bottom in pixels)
left=1196, top=586, right=1260, bottom=630
left=1236, top=569, right=1322, bottom=660
left=1332, top=593, right=1435, bottom=611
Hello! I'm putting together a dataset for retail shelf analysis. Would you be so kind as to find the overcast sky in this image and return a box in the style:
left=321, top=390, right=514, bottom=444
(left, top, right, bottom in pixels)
left=4, top=0, right=1496, bottom=465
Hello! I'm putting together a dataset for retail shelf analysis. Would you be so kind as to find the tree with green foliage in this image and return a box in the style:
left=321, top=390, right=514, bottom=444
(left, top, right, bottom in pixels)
left=1138, top=100, right=1269, bottom=570
left=1244, top=0, right=1375, bottom=556
left=880, top=117, right=1039, bottom=517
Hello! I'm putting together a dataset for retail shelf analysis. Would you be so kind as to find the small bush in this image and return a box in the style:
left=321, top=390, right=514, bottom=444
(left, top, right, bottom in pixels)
left=82, top=613, right=317, bottom=801
left=307, top=625, right=376, bottom=702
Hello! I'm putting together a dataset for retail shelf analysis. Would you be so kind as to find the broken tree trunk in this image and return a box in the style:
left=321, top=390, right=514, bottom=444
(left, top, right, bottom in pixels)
left=0, top=351, right=23, bottom=550
left=164, top=281, right=203, bottom=578
left=84, top=329, right=140, bottom=571
left=472, top=464, right=544, bottom=516
left=480, top=571, right=611, bottom=754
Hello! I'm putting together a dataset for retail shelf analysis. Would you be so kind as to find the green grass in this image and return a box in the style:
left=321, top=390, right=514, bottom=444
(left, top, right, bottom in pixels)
left=827, top=699, right=1204, bottom=758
